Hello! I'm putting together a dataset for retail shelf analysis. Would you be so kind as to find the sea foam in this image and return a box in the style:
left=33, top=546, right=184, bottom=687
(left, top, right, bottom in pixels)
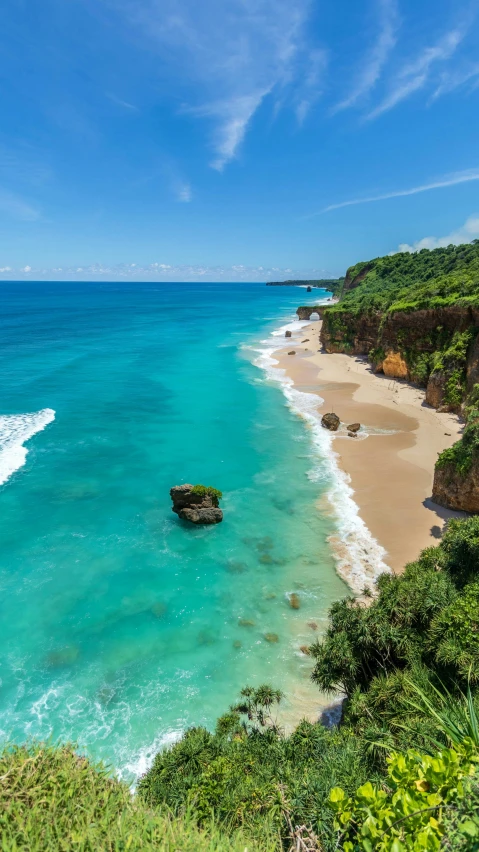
left=250, top=316, right=390, bottom=594
left=0, top=409, right=55, bottom=486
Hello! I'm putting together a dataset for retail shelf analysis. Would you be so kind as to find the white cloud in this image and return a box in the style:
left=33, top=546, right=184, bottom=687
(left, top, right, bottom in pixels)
left=22, top=265, right=32, bottom=272
left=432, top=63, right=479, bottom=100
left=113, top=0, right=320, bottom=168
left=333, top=0, right=398, bottom=112
left=395, top=215, right=479, bottom=253
left=177, top=182, right=192, bottom=202
left=318, top=167, right=479, bottom=214
left=366, top=25, right=467, bottom=119
left=0, top=266, right=11, bottom=273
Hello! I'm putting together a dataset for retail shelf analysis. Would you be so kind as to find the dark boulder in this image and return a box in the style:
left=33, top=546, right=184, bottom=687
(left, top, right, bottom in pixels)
left=285, top=330, right=292, bottom=338
left=321, top=412, right=340, bottom=431
left=347, top=422, right=361, bottom=433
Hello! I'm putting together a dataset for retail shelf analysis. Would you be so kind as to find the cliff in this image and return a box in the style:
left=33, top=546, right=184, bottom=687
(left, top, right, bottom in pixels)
left=320, top=304, right=479, bottom=412
left=318, top=241, right=479, bottom=511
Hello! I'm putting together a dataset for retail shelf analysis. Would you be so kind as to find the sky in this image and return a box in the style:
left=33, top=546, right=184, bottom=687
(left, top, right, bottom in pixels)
left=1, top=0, right=479, bottom=281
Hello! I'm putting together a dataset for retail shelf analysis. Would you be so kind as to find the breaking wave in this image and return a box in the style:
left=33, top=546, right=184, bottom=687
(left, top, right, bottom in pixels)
left=0, top=409, right=55, bottom=485
left=249, top=316, right=390, bottom=594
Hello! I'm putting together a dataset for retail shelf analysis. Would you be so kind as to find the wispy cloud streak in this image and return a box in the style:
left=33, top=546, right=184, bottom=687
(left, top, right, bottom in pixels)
left=366, top=25, right=468, bottom=119
left=317, top=168, right=479, bottom=214
left=333, top=0, right=398, bottom=112
left=112, top=0, right=320, bottom=168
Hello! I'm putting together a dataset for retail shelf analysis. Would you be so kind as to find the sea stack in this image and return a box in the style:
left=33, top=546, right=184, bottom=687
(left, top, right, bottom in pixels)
left=170, top=484, right=223, bottom=524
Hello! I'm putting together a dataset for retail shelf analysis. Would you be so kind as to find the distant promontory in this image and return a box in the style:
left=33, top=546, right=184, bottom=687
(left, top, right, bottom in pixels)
left=266, top=278, right=344, bottom=295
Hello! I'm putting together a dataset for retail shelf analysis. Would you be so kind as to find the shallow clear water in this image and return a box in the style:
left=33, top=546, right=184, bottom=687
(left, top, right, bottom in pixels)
left=0, top=281, right=347, bottom=778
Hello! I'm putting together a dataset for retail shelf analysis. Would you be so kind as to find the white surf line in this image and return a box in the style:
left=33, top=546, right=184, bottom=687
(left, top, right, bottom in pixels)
left=0, top=408, right=55, bottom=485
left=248, top=314, right=390, bottom=595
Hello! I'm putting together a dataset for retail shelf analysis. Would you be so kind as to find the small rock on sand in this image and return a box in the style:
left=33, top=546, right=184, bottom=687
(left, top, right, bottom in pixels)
left=321, top=412, right=340, bottom=431
left=348, top=431, right=358, bottom=438
left=288, top=350, right=296, bottom=355
left=300, top=645, right=311, bottom=655
left=347, top=423, right=361, bottom=433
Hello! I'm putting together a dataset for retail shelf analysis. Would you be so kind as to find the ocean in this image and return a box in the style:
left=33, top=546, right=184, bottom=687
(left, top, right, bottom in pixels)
left=0, top=281, right=380, bottom=780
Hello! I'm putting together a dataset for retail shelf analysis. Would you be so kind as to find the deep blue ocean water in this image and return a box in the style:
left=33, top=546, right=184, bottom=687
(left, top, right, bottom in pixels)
left=0, top=281, right=348, bottom=778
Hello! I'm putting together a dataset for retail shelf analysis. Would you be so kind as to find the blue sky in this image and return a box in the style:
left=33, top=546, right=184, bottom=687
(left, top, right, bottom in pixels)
left=1, top=0, right=479, bottom=281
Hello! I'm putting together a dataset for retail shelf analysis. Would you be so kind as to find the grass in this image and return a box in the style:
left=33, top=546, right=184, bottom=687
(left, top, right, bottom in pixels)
left=0, top=742, right=274, bottom=851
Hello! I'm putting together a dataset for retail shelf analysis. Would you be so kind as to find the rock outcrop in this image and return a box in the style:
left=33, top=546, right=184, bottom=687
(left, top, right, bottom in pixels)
left=297, top=305, right=324, bottom=321
left=170, top=484, right=223, bottom=524
left=321, top=412, right=340, bottom=431
left=347, top=422, right=361, bottom=433
left=321, top=305, right=479, bottom=380
left=425, top=371, right=446, bottom=409
left=432, top=460, right=479, bottom=513
left=285, top=330, right=292, bottom=338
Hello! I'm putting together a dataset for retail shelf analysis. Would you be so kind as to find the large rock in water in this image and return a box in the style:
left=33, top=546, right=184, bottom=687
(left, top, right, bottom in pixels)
left=321, top=412, right=340, bottom=431
left=170, top=484, right=223, bottom=524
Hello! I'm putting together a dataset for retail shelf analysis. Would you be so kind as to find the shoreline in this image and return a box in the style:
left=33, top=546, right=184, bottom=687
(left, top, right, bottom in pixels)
left=274, top=318, right=465, bottom=575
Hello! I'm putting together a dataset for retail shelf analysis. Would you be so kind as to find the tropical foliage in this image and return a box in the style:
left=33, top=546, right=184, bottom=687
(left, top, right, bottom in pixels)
left=138, top=517, right=479, bottom=850
left=328, top=241, right=479, bottom=316
left=191, top=484, right=223, bottom=505
left=0, top=742, right=270, bottom=852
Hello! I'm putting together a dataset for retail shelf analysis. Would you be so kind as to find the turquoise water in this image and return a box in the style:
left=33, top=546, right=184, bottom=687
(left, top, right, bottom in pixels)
left=0, top=281, right=348, bottom=778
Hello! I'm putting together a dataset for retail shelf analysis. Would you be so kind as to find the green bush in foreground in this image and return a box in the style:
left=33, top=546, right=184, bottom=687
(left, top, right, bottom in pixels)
left=330, top=742, right=479, bottom=851
left=0, top=742, right=270, bottom=852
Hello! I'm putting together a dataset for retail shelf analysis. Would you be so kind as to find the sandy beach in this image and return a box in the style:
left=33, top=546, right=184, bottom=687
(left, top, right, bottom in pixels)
left=276, top=320, right=466, bottom=574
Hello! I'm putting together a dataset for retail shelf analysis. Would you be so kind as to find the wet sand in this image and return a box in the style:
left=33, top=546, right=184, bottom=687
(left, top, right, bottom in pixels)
left=276, top=321, right=465, bottom=573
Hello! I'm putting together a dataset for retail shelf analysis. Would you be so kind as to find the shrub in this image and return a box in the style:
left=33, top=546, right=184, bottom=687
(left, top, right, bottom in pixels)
left=0, top=742, right=268, bottom=851
left=191, top=485, right=223, bottom=506
left=330, top=741, right=479, bottom=851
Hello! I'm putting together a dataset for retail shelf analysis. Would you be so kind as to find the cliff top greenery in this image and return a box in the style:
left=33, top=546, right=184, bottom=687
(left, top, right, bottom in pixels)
left=325, top=240, right=479, bottom=316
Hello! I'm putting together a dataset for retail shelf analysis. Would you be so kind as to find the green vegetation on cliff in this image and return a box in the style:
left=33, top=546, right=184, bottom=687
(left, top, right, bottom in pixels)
left=330, top=241, right=479, bottom=315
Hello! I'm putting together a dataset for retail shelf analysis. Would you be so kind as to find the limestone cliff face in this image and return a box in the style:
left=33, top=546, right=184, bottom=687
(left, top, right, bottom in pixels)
left=321, top=302, right=479, bottom=512
left=432, top=459, right=479, bottom=513
left=320, top=305, right=479, bottom=403
left=382, top=351, right=409, bottom=379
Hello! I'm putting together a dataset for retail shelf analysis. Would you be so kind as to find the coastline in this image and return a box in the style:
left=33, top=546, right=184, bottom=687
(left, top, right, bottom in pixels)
left=274, top=318, right=465, bottom=575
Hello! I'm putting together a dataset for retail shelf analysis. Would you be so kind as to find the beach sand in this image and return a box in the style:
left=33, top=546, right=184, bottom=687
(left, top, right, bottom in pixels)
left=276, top=321, right=466, bottom=574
